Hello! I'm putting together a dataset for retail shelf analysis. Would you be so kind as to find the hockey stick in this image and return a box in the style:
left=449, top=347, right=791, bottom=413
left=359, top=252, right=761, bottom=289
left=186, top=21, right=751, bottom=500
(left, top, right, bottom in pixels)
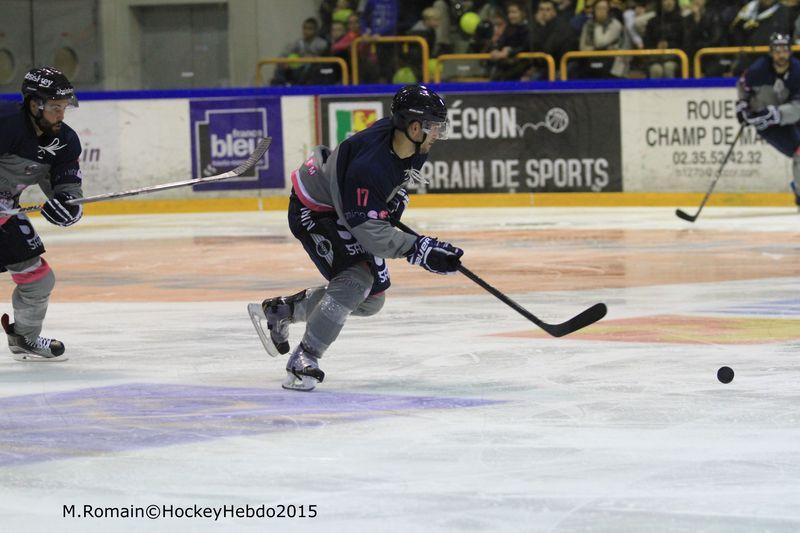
left=675, top=125, right=745, bottom=223
left=394, top=220, right=607, bottom=337
left=0, top=137, right=272, bottom=216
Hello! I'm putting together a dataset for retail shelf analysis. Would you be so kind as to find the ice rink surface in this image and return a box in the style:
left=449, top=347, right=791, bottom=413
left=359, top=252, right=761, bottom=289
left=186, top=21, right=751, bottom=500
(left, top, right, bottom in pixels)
left=1, top=206, right=799, bottom=532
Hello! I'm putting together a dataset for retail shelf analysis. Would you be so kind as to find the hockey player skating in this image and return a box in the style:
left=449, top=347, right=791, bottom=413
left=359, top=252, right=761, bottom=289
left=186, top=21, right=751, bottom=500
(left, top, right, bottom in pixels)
left=249, top=84, right=462, bottom=391
left=737, top=33, right=800, bottom=209
left=0, top=67, right=84, bottom=361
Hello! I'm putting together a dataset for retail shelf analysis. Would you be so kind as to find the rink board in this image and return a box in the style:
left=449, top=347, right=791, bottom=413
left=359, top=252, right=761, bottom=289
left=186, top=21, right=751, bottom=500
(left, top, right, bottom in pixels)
left=3, top=80, right=798, bottom=212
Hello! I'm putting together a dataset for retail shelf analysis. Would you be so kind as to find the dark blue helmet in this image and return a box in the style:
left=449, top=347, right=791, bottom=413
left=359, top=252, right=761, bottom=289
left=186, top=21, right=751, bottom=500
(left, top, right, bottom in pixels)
left=391, top=84, right=448, bottom=139
left=21, top=66, right=78, bottom=108
left=769, top=33, right=791, bottom=51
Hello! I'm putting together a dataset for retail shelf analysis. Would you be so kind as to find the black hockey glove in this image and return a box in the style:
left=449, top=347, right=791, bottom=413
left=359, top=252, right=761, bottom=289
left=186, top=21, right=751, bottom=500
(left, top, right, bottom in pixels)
left=406, top=235, right=463, bottom=275
left=41, top=193, right=82, bottom=227
left=387, top=188, right=409, bottom=223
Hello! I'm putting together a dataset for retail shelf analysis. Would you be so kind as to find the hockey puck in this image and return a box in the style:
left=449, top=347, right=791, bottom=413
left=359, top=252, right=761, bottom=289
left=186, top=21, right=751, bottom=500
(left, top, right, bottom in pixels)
left=717, top=366, right=734, bottom=384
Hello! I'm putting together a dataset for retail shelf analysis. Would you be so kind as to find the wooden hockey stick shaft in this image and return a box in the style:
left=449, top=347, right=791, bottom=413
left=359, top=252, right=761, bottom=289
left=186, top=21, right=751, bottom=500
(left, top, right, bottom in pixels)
left=1, top=137, right=272, bottom=216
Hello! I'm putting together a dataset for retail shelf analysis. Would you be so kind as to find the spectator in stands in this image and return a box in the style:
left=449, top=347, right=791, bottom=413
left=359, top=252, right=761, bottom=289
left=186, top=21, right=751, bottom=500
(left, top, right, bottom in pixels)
left=555, top=0, right=578, bottom=25
left=409, top=6, right=442, bottom=56
left=531, top=0, right=574, bottom=61
left=488, top=0, right=532, bottom=80
left=330, top=20, right=350, bottom=62
left=332, top=0, right=355, bottom=24
left=794, top=8, right=800, bottom=44
left=784, top=0, right=800, bottom=32
left=403, top=7, right=442, bottom=80
left=467, top=8, right=506, bottom=55
left=624, top=0, right=657, bottom=49
left=579, top=0, right=629, bottom=77
left=319, top=0, right=336, bottom=39
left=331, top=14, right=361, bottom=65
left=644, top=0, right=685, bottom=78
left=570, top=0, right=595, bottom=35
left=271, top=17, right=329, bottom=86
left=397, top=0, right=433, bottom=34
left=360, top=0, right=398, bottom=36
left=683, top=0, right=724, bottom=75
left=360, top=0, right=399, bottom=83
left=730, top=0, right=792, bottom=47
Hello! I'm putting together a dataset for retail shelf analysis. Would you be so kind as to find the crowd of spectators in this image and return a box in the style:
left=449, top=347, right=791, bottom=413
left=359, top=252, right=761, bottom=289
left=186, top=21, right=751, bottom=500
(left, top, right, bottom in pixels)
left=270, top=0, right=800, bottom=85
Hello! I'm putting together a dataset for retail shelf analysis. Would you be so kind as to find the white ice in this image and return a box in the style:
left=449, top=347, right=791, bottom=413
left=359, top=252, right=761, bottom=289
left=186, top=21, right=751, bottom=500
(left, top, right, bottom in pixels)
left=1, top=207, right=799, bottom=532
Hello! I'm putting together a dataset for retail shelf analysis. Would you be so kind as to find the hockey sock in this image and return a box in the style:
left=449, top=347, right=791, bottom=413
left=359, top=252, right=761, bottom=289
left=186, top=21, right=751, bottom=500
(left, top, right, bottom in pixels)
left=9, top=258, right=55, bottom=339
left=301, top=264, right=373, bottom=356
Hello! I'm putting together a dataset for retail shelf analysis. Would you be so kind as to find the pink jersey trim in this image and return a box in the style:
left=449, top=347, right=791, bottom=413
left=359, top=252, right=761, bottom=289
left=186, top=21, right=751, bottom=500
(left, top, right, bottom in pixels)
left=291, top=170, right=334, bottom=213
left=11, top=258, right=51, bottom=285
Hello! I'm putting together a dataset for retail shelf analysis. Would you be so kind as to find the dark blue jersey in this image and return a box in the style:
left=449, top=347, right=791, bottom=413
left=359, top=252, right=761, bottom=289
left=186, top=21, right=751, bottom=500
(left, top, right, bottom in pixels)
left=738, top=56, right=800, bottom=124
left=741, top=56, right=800, bottom=94
left=0, top=104, right=83, bottom=209
left=335, top=117, right=427, bottom=229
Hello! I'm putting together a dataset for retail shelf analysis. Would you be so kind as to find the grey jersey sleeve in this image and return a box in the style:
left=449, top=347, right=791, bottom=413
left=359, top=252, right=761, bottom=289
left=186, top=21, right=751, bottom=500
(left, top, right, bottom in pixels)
left=778, top=100, right=800, bottom=125
left=349, top=219, right=418, bottom=259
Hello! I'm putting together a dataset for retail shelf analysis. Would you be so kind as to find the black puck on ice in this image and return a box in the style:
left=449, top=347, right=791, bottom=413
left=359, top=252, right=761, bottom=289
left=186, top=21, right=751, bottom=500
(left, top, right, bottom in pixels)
left=717, top=366, right=734, bottom=384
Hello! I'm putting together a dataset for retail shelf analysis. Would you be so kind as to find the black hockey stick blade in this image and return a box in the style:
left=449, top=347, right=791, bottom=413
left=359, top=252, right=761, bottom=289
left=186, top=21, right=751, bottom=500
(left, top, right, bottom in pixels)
left=457, top=263, right=607, bottom=337
left=674, top=208, right=698, bottom=223
left=538, top=302, right=608, bottom=337
left=392, top=220, right=608, bottom=338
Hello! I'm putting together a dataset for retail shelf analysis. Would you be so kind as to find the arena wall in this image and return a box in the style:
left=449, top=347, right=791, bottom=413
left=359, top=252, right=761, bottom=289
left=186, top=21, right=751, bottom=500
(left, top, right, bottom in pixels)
left=1, top=80, right=795, bottom=213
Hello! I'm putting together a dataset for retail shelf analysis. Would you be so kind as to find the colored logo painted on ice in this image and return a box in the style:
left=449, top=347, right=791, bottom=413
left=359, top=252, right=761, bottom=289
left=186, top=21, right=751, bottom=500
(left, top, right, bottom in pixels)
left=0, top=383, right=501, bottom=466
left=328, top=101, right=383, bottom=149
left=190, top=97, right=284, bottom=190
left=495, top=314, right=800, bottom=344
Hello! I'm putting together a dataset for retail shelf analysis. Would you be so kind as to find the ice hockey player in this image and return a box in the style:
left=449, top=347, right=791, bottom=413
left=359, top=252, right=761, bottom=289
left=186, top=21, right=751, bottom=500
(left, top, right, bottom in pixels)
left=0, top=67, right=84, bottom=361
left=249, top=84, right=463, bottom=391
left=737, top=32, right=800, bottom=209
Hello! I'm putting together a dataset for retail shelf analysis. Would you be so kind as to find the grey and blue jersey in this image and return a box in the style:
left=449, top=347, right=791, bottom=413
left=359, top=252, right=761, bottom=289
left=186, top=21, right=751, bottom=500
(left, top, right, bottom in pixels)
left=291, top=117, right=426, bottom=259
left=737, top=55, right=800, bottom=124
left=0, top=104, right=83, bottom=219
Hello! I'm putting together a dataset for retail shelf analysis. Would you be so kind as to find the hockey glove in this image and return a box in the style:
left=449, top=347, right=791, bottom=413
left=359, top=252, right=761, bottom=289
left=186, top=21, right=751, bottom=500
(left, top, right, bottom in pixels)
left=746, top=105, right=781, bottom=131
left=406, top=235, right=463, bottom=275
left=387, top=188, right=409, bottom=223
left=41, top=193, right=82, bottom=227
left=735, top=99, right=750, bottom=125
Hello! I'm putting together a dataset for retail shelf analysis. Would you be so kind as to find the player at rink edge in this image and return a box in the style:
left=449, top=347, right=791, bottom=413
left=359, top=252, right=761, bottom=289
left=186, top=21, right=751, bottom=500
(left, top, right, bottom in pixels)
left=737, top=32, right=800, bottom=210
left=248, top=84, right=463, bottom=391
left=0, top=67, right=84, bottom=362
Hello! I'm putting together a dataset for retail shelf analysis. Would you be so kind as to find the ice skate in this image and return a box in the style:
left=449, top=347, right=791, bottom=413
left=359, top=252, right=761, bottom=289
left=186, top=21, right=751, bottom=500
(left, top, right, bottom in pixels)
left=247, top=289, right=306, bottom=357
left=282, top=343, right=324, bottom=392
left=1, top=314, right=67, bottom=362
left=792, top=182, right=800, bottom=212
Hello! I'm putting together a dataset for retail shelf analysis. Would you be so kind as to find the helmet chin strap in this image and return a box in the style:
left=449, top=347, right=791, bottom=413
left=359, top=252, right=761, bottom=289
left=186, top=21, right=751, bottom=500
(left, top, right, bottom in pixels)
left=402, top=124, right=427, bottom=155
left=26, top=98, right=50, bottom=133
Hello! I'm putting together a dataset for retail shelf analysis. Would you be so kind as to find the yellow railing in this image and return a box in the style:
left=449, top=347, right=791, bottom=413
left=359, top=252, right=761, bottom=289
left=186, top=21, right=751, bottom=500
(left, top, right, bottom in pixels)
left=694, top=45, right=800, bottom=77
left=560, top=49, right=690, bottom=80
left=434, top=52, right=556, bottom=83
left=256, top=56, right=350, bottom=86
left=350, top=35, right=429, bottom=85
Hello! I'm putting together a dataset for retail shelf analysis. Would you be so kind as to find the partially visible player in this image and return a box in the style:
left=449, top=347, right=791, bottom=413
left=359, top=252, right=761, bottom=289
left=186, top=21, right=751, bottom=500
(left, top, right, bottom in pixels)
left=1, top=67, right=84, bottom=361
left=249, top=84, right=462, bottom=391
left=737, top=33, right=800, bottom=209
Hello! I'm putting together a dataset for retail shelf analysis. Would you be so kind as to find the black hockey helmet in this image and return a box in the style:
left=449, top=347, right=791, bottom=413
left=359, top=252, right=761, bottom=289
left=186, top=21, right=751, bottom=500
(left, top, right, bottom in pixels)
left=769, top=33, right=791, bottom=51
left=391, top=84, right=449, bottom=141
left=21, top=67, right=78, bottom=109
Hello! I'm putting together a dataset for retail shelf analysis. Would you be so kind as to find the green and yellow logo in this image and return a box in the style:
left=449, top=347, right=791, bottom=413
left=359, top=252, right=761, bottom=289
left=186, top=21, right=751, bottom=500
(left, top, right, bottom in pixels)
left=328, top=101, right=384, bottom=148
